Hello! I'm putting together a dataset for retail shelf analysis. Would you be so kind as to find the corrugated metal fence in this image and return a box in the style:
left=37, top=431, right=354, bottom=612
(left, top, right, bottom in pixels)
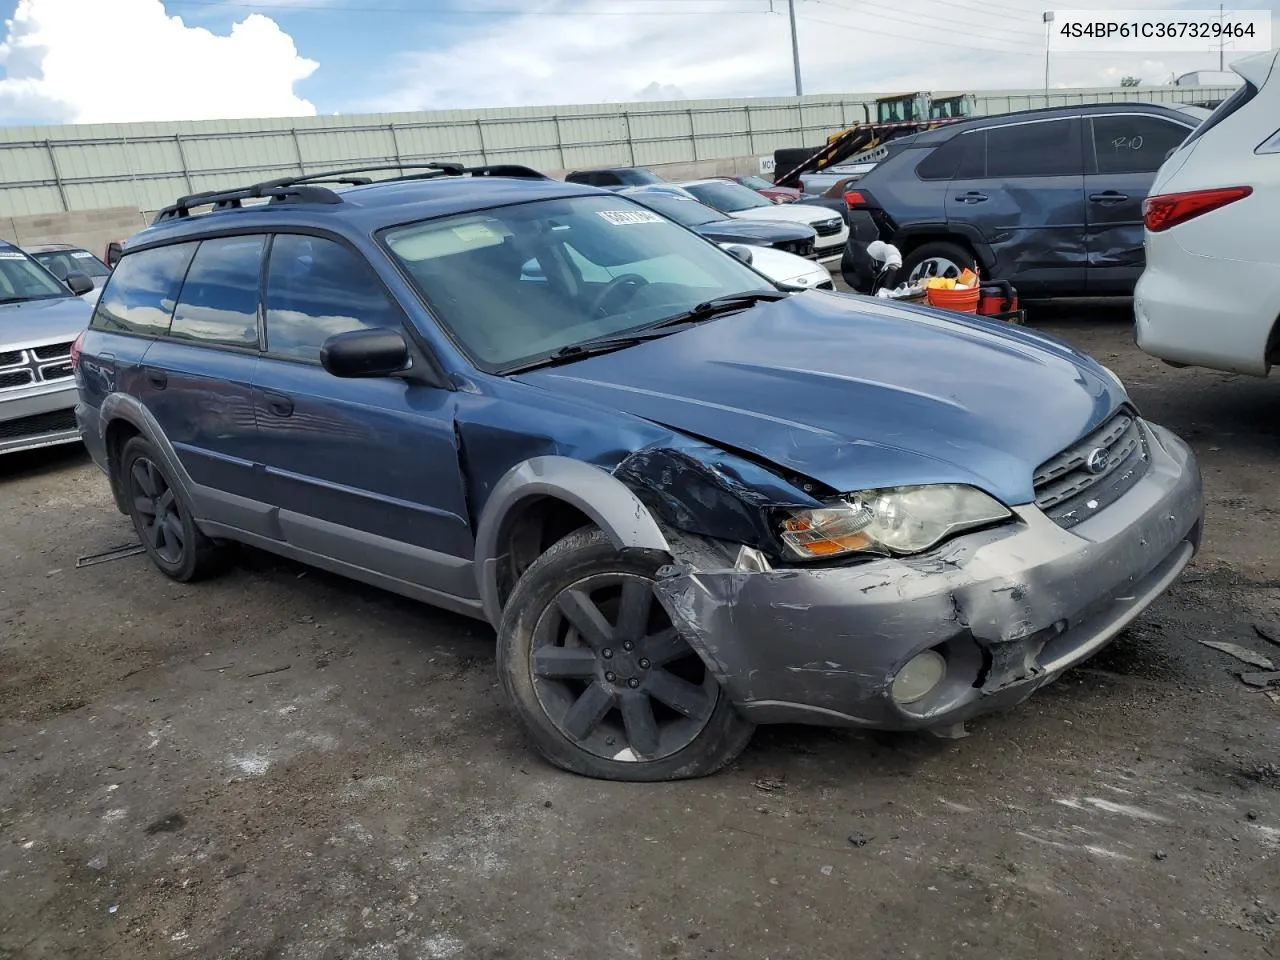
left=0, top=84, right=1231, bottom=218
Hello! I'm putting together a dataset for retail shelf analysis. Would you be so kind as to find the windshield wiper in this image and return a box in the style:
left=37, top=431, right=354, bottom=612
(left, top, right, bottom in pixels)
left=644, top=290, right=789, bottom=330
left=503, top=326, right=688, bottom=374
left=503, top=291, right=787, bottom=375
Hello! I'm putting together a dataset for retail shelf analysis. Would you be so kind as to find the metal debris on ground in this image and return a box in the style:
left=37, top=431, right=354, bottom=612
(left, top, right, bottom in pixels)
left=1239, top=670, right=1280, bottom=689
left=753, top=775, right=786, bottom=792
left=76, top=542, right=146, bottom=568
left=1198, top=640, right=1275, bottom=671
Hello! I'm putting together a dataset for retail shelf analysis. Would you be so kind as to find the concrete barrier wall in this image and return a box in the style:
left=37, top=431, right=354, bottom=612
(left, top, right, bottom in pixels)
left=0, top=207, right=146, bottom=258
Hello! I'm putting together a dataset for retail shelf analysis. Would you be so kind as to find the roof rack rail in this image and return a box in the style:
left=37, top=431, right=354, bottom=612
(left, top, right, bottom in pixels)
left=152, top=162, right=548, bottom=225
left=153, top=183, right=346, bottom=223
left=256, top=162, right=549, bottom=189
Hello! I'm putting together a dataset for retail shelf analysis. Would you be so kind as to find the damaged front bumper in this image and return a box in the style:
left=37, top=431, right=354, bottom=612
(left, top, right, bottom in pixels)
left=653, top=421, right=1203, bottom=732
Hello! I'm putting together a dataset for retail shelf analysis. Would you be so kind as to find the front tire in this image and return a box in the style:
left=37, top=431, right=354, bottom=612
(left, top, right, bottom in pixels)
left=497, top=528, right=754, bottom=781
left=120, top=436, right=221, bottom=582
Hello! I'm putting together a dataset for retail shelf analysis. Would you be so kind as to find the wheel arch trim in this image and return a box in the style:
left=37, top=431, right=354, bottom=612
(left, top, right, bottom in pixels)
left=474, top=456, right=671, bottom=625
left=98, top=393, right=197, bottom=513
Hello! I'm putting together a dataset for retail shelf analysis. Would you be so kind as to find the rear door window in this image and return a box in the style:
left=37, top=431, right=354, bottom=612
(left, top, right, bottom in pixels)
left=90, top=242, right=197, bottom=337
left=1089, top=115, right=1192, bottom=174
left=983, top=118, right=1082, bottom=178
left=168, top=235, right=266, bottom=348
left=263, top=234, right=403, bottom=362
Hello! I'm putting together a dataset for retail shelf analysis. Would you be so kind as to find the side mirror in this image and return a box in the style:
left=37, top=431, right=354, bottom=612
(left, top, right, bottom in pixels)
left=320, top=328, right=410, bottom=379
left=105, top=242, right=123, bottom=269
left=66, top=272, right=95, bottom=296
left=725, top=244, right=754, bottom=266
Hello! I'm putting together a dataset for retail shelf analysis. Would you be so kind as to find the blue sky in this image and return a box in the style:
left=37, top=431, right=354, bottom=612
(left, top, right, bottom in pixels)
left=0, top=0, right=1275, bottom=126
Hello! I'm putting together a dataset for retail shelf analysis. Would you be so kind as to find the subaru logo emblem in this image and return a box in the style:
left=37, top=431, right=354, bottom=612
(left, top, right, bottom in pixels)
left=1085, top=447, right=1110, bottom=475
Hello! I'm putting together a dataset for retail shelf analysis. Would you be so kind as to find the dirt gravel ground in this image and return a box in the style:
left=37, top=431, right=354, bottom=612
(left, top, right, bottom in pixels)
left=3, top=300, right=1280, bottom=960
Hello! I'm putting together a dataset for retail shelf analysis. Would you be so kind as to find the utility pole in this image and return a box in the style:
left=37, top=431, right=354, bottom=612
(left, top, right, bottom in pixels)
left=1043, top=11, right=1054, bottom=106
left=1218, top=3, right=1224, bottom=70
left=788, top=0, right=803, bottom=97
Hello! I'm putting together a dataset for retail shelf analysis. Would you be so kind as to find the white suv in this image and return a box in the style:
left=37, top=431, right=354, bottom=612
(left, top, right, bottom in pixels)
left=1135, top=49, right=1280, bottom=375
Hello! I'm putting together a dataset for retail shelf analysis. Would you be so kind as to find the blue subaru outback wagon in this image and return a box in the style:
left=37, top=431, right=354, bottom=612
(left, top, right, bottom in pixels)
left=74, top=163, right=1203, bottom=781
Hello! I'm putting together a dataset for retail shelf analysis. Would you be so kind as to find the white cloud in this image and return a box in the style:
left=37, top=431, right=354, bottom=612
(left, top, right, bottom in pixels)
left=0, top=0, right=318, bottom=124
left=368, top=0, right=1278, bottom=112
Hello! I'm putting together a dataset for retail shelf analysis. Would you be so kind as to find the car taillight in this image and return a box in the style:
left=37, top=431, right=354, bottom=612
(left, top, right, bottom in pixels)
left=844, top=190, right=867, bottom=208
left=1142, top=186, right=1252, bottom=232
left=70, top=330, right=85, bottom=371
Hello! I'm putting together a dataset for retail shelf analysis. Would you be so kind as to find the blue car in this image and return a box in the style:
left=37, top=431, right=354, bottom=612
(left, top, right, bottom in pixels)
left=74, top=163, right=1203, bottom=781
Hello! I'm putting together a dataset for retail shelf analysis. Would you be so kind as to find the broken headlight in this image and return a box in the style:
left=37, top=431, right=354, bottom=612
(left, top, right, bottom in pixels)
left=775, top=484, right=1010, bottom=561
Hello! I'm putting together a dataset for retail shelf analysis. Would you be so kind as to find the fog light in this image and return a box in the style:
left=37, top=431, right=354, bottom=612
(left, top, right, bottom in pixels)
left=891, top=650, right=946, bottom=705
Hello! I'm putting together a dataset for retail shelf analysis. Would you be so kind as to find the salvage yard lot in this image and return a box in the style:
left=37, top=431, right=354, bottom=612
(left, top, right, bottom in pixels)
left=3, top=301, right=1280, bottom=960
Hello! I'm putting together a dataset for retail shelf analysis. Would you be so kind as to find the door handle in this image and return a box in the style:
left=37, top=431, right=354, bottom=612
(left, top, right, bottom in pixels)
left=263, top=392, right=294, bottom=417
left=144, top=367, right=167, bottom=389
left=956, top=192, right=988, bottom=204
left=1089, top=191, right=1129, bottom=204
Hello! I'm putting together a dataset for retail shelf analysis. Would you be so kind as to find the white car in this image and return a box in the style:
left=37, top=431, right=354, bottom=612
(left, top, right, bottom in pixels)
left=642, top=179, right=850, bottom=262
left=721, top=243, right=833, bottom=291
left=1135, top=48, right=1280, bottom=375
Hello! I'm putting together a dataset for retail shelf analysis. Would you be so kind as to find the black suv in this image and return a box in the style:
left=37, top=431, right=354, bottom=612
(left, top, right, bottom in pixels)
left=564, top=167, right=665, bottom=189
left=840, top=103, right=1200, bottom=297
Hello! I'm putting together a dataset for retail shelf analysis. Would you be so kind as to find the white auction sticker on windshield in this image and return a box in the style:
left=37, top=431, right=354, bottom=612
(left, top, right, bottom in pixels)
left=72, top=250, right=95, bottom=258
left=598, top=210, right=664, bottom=226
left=0, top=251, right=26, bottom=259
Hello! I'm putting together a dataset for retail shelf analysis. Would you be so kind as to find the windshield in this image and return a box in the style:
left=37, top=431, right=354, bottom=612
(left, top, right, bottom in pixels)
left=627, top=193, right=724, bottom=227
left=738, top=176, right=775, bottom=190
left=683, top=181, right=774, bottom=213
left=381, top=195, right=771, bottom=371
left=32, top=248, right=110, bottom=280
left=0, top=249, right=72, bottom=302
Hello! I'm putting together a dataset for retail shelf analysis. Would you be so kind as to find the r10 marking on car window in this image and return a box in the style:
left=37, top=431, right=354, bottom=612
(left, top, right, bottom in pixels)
left=598, top=210, right=664, bottom=226
left=1111, top=135, right=1145, bottom=152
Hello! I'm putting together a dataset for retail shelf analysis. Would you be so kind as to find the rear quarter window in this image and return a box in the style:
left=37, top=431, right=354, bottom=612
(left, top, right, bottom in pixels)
left=915, top=134, right=974, bottom=180
left=90, top=242, right=197, bottom=337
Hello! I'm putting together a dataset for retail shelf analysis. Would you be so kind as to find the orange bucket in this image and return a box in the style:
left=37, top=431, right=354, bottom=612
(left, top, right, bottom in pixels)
left=925, top=285, right=980, bottom=313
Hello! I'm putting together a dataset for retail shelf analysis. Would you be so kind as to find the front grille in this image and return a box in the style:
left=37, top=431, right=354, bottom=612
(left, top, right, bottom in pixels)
left=0, top=407, right=77, bottom=441
left=1034, top=411, right=1150, bottom=528
left=32, top=342, right=73, bottom=361
left=814, top=219, right=843, bottom=238
left=0, top=345, right=76, bottom=392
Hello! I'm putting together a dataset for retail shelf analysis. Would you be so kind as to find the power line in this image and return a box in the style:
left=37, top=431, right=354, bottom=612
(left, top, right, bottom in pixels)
left=167, top=0, right=777, bottom=12
left=808, top=0, right=1045, bottom=43
left=796, top=12, right=1046, bottom=56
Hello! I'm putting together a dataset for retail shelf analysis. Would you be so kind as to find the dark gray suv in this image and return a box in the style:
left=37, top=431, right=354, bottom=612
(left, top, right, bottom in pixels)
left=840, top=103, right=1200, bottom=297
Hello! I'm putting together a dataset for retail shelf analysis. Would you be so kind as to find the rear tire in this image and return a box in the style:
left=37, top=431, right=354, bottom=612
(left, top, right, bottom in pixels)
left=901, top=240, right=977, bottom=284
left=497, top=528, right=755, bottom=781
left=120, top=436, right=221, bottom=582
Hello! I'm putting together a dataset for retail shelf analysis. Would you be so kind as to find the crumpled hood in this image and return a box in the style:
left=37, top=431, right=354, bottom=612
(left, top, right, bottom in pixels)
left=0, top=295, right=93, bottom=346
left=517, top=292, right=1121, bottom=505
